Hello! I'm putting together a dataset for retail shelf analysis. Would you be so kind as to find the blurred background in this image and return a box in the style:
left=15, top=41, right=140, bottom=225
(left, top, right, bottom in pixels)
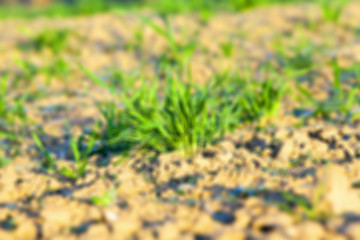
left=0, top=0, right=310, bottom=18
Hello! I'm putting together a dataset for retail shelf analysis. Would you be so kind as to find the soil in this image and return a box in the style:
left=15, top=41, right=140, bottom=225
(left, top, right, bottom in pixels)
left=1, top=2, right=360, bottom=240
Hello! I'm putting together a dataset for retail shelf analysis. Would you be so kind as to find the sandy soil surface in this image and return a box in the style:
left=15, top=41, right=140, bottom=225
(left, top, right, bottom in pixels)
left=1, top=3, right=360, bottom=240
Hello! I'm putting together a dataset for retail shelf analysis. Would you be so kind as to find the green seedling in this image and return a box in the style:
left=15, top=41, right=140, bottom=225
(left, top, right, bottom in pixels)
left=279, top=182, right=329, bottom=220
left=96, top=101, right=125, bottom=142
left=318, top=0, right=349, bottom=23
left=15, top=57, right=71, bottom=86
left=15, top=59, right=40, bottom=81
left=217, top=66, right=288, bottom=122
left=0, top=73, right=9, bottom=119
left=217, top=65, right=289, bottom=123
left=32, top=133, right=56, bottom=171
left=287, top=45, right=314, bottom=73
left=43, top=57, right=71, bottom=84
left=199, top=9, right=213, bottom=25
left=106, top=68, right=139, bottom=92
left=220, top=40, right=234, bottom=58
left=14, top=59, right=40, bottom=85
left=46, top=58, right=71, bottom=77
left=124, top=27, right=144, bottom=53
left=0, top=73, right=27, bottom=126
left=278, top=191, right=315, bottom=219
left=0, top=157, right=11, bottom=168
left=240, top=77, right=288, bottom=121
left=142, top=17, right=197, bottom=71
left=296, top=61, right=360, bottom=121
left=230, top=186, right=327, bottom=220
left=276, top=191, right=309, bottom=215
left=81, top=65, right=125, bottom=95
left=13, top=98, right=26, bottom=123
left=28, top=28, right=70, bottom=54
left=90, top=190, right=116, bottom=207
left=274, top=36, right=315, bottom=75
left=59, top=135, right=95, bottom=181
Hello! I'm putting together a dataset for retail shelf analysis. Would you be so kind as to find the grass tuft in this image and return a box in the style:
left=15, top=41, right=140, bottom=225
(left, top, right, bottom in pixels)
left=295, top=61, right=360, bottom=121
left=143, top=16, right=197, bottom=73
left=318, top=0, right=349, bottom=23
left=84, top=63, right=287, bottom=158
left=59, top=135, right=95, bottom=181
left=107, top=74, right=237, bottom=155
left=19, top=28, right=70, bottom=54
left=32, top=133, right=57, bottom=171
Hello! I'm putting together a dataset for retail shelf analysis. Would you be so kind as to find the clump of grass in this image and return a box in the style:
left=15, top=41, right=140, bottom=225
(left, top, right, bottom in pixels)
left=82, top=66, right=138, bottom=95
left=32, top=131, right=95, bottom=180
left=59, top=136, right=95, bottom=181
left=0, top=157, right=12, bottom=168
left=214, top=67, right=288, bottom=123
left=199, top=9, right=213, bottom=25
left=0, top=73, right=28, bottom=158
left=14, top=59, right=40, bottom=84
left=43, top=57, right=71, bottom=84
left=116, top=76, right=237, bottom=155
left=20, top=28, right=70, bottom=54
left=239, top=76, right=288, bottom=122
left=15, top=57, right=71, bottom=86
left=0, top=73, right=27, bottom=126
left=84, top=63, right=287, bottom=157
left=84, top=67, right=240, bottom=156
left=220, top=40, right=234, bottom=58
left=32, top=133, right=57, bottom=171
left=295, top=61, right=360, bottom=121
left=279, top=188, right=330, bottom=221
left=287, top=45, right=314, bottom=73
left=143, top=17, right=197, bottom=72
left=318, top=0, right=349, bottom=23
left=124, top=27, right=144, bottom=53
left=0, top=74, right=9, bottom=119
left=274, top=36, right=315, bottom=73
